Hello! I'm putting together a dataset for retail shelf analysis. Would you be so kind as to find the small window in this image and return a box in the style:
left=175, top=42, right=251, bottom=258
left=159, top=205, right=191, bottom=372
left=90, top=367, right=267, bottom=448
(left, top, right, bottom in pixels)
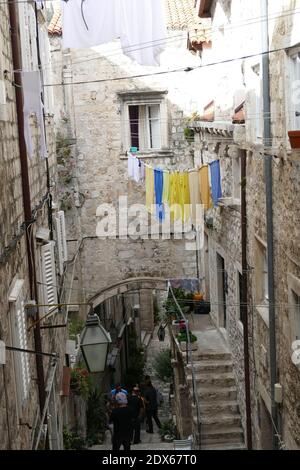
left=290, top=52, right=300, bottom=130
left=255, top=237, right=269, bottom=305
left=128, top=103, right=161, bottom=151
left=119, top=91, right=168, bottom=154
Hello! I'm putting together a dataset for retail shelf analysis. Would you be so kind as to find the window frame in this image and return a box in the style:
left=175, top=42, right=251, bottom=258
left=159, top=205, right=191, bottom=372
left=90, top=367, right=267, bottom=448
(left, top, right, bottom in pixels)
left=288, top=49, right=300, bottom=131
left=118, top=91, right=169, bottom=156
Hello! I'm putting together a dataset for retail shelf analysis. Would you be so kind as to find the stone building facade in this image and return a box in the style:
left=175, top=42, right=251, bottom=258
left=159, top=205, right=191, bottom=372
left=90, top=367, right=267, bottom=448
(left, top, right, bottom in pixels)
left=0, top=3, right=67, bottom=450
left=191, top=0, right=300, bottom=450
left=47, top=1, right=212, bottom=328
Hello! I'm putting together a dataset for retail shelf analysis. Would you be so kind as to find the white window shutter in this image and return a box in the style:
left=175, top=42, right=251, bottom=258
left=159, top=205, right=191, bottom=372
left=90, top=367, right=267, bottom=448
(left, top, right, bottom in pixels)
left=55, top=211, right=68, bottom=275
left=41, top=241, right=58, bottom=314
left=9, top=280, right=31, bottom=409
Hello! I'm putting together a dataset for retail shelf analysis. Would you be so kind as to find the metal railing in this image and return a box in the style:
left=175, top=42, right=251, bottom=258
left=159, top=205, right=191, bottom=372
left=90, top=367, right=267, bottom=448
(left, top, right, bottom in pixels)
left=167, top=282, right=202, bottom=449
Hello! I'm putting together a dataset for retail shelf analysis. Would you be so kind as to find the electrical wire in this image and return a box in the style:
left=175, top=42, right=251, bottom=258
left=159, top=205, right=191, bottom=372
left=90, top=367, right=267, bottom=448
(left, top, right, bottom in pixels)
left=42, top=43, right=300, bottom=87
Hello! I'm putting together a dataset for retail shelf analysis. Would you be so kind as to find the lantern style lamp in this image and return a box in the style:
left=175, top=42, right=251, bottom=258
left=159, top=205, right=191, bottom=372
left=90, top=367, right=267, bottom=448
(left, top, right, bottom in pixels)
left=80, top=313, right=111, bottom=373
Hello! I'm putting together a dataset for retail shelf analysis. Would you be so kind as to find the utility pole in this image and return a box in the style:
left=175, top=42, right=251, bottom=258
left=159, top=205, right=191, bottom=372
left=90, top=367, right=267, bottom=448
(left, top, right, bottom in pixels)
left=261, top=0, right=279, bottom=449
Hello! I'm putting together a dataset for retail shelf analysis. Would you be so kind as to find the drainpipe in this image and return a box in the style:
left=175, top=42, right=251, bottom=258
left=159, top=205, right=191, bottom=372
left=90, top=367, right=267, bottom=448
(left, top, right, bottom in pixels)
left=261, top=0, right=278, bottom=450
left=9, top=1, right=46, bottom=413
left=241, top=151, right=252, bottom=450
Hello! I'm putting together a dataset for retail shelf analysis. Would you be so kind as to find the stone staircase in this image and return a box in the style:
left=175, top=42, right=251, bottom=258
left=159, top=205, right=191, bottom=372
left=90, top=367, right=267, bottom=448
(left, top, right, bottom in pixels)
left=186, top=352, right=246, bottom=450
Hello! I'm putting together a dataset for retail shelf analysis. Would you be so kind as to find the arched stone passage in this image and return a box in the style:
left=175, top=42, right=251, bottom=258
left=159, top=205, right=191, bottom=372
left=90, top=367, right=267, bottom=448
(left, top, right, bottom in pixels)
left=89, top=277, right=168, bottom=307
left=89, top=277, right=168, bottom=334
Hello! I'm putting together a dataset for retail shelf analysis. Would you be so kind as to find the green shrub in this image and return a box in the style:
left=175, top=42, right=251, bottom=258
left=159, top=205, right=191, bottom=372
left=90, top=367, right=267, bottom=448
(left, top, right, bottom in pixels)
left=176, top=331, right=198, bottom=343
left=86, top=390, right=108, bottom=446
left=158, top=420, right=177, bottom=440
left=153, top=349, right=173, bottom=382
left=63, top=428, right=86, bottom=450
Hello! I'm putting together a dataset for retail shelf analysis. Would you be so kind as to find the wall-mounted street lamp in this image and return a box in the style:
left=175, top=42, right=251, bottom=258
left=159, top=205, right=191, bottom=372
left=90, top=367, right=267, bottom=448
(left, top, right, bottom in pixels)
left=80, top=313, right=112, bottom=373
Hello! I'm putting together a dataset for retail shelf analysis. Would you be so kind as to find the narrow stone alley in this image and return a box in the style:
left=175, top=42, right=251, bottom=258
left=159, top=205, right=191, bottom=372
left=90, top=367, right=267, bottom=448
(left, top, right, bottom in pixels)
left=91, top=326, right=174, bottom=451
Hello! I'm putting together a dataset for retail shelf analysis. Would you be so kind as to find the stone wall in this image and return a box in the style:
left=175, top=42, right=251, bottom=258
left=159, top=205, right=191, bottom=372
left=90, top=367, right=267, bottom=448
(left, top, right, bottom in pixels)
left=192, top=0, right=300, bottom=450
left=0, top=3, right=64, bottom=450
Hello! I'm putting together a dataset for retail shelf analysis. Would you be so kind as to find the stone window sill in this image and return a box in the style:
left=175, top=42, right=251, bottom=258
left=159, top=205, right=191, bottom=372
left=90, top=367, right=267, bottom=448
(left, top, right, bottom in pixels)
left=219, top=197, right=241, bottom=211
left=256, top=303, right=269, bottom=328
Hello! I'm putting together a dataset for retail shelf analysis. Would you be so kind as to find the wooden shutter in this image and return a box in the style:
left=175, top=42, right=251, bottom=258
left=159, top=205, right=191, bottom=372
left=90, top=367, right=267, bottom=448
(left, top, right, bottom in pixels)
left=41, top=241, right=58, bottom=314
left=9, top=280, right=31, bottom=411
left=55, top=211, right=68, bottom=275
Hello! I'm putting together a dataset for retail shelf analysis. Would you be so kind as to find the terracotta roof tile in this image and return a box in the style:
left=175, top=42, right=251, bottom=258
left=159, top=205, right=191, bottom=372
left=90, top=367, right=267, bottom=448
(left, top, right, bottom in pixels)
left=48, top=1, right=212, bottom=50
left=165, top=0, right=212, bottom=51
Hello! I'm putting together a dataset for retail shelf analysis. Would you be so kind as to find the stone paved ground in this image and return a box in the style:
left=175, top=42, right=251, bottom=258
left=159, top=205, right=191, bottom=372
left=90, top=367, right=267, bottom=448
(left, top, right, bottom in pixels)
left=90, top=326, right=174, bottom=451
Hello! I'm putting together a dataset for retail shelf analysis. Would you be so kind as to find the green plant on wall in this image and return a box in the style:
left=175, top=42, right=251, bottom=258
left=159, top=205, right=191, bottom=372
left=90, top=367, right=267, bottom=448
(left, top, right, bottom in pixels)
left=68, top=317, right=85, bottom=341
left=153, top=349, right=173, bottom=382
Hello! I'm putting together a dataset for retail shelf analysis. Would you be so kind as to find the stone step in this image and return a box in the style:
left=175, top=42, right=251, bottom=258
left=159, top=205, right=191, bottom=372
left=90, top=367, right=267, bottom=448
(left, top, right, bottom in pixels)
left=187, top=372, right=236, bottom=388
left=200, top=427, right=244, bottom=446
left=197, top=352, right=232, bottom=362
left=196, top=414, right=242, bottom=429
left=193, top=401, right=240, bottom=416
left=200, top=442, right=247, bottom=451
left=198, top=386, right=238, bottom=402
left=186, top=360, right=233, bottom=374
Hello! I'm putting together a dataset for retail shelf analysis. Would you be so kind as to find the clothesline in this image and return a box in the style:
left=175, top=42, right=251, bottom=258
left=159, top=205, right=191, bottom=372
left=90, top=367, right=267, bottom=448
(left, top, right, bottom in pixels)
left=127, top=151, right=223, bottom=223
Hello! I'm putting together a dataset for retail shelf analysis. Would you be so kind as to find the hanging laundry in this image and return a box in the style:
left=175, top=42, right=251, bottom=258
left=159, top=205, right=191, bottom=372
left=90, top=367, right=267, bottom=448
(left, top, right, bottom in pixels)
left=179, top=172, right=190, bottom=222
left=139, top=160, right=146, bottom=182
left=61, top=0, right=121, bottom=49
left=199, top=165, right=212, bottom=211
left=120, top=0, right=167, bottom=66
left=21, top=71, right=47, bottom=159
left=154, top=169, right=164, bottom=221
left=209, top=160, right=223, bottom=207
left=128, top=152, right=135, bottom=179
left=189, top=170, right=201, bottom=226
left=162, top=171, right=170, bottom=206
left=145, top=166, right=155, bottom=213
left=169, top=172, right=182, bottom=221
left=61, top=0, right=167, bottom=66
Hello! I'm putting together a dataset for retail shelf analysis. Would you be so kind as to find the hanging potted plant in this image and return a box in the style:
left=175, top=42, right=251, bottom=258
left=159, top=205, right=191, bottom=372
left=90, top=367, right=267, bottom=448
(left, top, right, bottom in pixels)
left=288, top=130, right=300, bottom=149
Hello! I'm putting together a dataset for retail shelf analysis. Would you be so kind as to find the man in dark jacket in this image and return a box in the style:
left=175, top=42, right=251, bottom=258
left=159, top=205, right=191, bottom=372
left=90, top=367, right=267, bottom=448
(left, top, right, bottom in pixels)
left=110, top=392, right=133, bottom=451
left=128, top=386, right=143, bottom=444
left=144, top=380, right=162, bottom=433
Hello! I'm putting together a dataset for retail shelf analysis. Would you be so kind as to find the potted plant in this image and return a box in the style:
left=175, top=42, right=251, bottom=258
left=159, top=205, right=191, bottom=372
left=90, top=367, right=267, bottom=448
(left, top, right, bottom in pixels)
left=158, top=420, right=176, bottom=442
left=288, top=130, right=300, bottom=149
left=177, top=328, right=198, bottom=352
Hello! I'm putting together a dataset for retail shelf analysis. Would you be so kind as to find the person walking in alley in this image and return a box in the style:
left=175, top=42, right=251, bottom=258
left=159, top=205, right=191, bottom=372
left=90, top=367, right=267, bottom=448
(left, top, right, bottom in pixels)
left=128, top=386, right=143, bottom=444
left=110, top=392, right=133, bottom=451
left=144, top=380, right=162, bottom=433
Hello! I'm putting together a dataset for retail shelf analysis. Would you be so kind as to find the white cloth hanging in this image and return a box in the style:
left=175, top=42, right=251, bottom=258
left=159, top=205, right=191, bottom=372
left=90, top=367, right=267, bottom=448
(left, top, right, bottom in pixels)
left=21, top=71, right=47, bottom=159
left=61, top=0, right=166, bottom=66
left=61, top=0, right=121, bottom=49
left=120, top=0, right=167, bottom=66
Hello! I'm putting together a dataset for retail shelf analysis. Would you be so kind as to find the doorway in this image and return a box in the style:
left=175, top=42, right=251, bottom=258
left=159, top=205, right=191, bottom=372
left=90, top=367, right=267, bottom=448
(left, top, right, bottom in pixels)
left=217, top=253, right=227, bottom=328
